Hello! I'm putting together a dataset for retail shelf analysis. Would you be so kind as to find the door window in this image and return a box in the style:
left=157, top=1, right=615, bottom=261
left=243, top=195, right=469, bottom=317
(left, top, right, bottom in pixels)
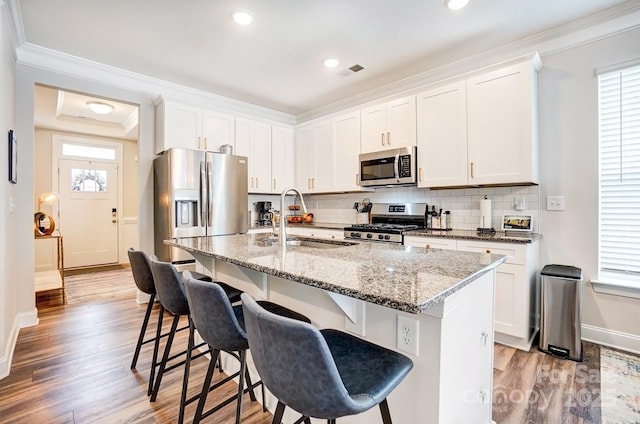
left=71, top=168, right=108, bottom=192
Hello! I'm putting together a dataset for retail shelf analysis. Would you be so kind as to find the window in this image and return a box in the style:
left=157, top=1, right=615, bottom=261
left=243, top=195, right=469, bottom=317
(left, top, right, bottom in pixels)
left=598, top=63, right=640, bottom=285
left=62, top=142, right=116, bottom=161
left=71, top=168, right=108, bottom=192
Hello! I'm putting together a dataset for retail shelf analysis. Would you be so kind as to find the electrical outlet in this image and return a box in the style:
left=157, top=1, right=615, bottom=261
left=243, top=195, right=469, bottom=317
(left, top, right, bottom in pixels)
left=396, top=315, right=419, bottom=356
left=546, top=195, right=565, bottom=211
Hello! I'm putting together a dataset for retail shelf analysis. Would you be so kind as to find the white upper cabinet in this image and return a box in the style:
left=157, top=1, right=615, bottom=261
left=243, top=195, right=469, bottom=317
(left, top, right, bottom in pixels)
left=235, top=117, right=272, bottom=194
left=156, top=100, right=235, bottom=154
left=361, top=95, right=416, bottom=153
left=331, top=111, right=362, bottom=191
left=416, top=81, right=468, bottom=188
left=295, top=120, right=332, bottom=193
left=271, top=125, right=295, bottom=193
left=466, top=60, right=540, bottom=185
left=416, top=55, right=541, bottom=188
left=201, top=110, right=236, bottom=153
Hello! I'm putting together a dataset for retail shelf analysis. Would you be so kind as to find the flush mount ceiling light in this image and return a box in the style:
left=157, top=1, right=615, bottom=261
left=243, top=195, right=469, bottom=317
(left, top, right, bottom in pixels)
left=445, top=0, right=469, bottom=10
left=324, top=58, right=339, bottom=68
left=86, top=101, right=114, bottom=115
left=232, top=9, right=253, bottom=25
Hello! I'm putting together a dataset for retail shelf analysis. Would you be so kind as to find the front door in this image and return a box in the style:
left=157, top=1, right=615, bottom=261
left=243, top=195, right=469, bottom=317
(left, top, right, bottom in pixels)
left=58, top=159, right=119, bottom=268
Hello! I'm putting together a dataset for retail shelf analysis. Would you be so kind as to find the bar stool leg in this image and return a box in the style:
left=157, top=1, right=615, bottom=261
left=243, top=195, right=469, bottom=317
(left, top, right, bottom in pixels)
left=271, top=401, right=286, bottom=424
left=150, top=314, right=180, bottom=402
left=379, top=398, right=392, bottom=424
left=193, top=348, right=220, bottom=424
left=148, top=304, right=164, bottom=396
left=178, top=316, right=195, bottom=424
left=131, top=294, right=156, bottom=370
left=234, top=350, right=248, bottom=424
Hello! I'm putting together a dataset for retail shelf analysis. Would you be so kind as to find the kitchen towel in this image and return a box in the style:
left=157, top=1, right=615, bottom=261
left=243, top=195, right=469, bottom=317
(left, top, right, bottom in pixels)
left=480, top=197, right=492, bottom=229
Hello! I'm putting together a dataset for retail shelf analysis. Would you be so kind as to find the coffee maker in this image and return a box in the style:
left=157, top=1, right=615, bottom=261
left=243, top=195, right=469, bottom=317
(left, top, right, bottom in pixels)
left=254, top=201, right=272, bottom=226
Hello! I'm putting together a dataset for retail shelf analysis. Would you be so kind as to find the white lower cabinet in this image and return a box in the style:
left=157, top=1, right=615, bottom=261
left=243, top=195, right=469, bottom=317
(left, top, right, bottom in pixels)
left=404, top=236, right=539, bottom=351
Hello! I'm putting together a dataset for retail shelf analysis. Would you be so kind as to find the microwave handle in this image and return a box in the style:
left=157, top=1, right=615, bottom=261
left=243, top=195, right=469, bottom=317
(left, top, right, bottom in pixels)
left=394, top=153, right=400, bottom=182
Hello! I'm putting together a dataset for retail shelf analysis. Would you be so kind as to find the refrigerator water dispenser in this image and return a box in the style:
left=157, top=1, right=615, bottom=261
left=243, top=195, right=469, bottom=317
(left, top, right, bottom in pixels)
left=175, top=200, right=198, bottom=228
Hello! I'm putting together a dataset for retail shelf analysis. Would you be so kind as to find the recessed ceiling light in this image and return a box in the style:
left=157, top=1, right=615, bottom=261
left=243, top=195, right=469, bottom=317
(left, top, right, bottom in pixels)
left=86, top=101, right=114, bottom=115
left=445, top=0, right=469, bottom=10
left=232, top=10, right=253, bottom=25
left=324, top=58, right=339, bottom=68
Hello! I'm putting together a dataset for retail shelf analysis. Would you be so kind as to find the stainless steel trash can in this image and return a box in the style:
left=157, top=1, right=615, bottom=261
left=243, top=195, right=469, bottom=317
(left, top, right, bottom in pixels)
left=539, top=264, right=583, bottom=361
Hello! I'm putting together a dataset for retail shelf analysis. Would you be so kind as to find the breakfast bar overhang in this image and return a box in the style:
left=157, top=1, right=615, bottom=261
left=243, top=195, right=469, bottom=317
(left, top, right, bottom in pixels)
left=167, top=233, right=506, bottom=424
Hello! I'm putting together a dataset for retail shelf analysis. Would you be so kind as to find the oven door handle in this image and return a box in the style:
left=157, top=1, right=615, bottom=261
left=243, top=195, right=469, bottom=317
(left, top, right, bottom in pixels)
left=394, top=153, right=400, bottom=182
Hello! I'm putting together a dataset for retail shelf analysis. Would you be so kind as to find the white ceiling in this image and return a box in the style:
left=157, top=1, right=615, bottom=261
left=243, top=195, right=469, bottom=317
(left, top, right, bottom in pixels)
left=34, top=86, right=139, bottom=140
left=18, top=0, right=636, bottom=116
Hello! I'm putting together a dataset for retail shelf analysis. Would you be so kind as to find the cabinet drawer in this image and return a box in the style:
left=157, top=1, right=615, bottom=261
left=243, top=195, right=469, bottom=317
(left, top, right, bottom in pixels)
left=456, top=240, right=526, bottom=265
left=404, top=236, right=457, bottom=250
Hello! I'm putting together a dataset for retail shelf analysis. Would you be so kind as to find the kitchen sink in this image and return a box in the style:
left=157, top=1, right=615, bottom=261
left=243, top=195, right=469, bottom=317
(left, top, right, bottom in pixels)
left=286, top=239, right=355, bottom=249
left=259, top=236, right=357, bottom=249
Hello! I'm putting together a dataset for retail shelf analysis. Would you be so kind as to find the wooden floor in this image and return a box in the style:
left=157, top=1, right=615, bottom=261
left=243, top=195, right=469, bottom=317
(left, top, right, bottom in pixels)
left=2, top=268, right=636, bottom=423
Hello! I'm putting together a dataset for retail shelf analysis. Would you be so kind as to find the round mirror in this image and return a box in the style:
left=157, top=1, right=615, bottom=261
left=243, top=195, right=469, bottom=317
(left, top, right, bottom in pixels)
left=34, top=212, right=56, bottom=237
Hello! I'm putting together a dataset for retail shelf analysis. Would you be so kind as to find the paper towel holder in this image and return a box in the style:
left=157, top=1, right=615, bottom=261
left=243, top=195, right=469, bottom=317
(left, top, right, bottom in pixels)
left=477, top=195, right=495, bottom=234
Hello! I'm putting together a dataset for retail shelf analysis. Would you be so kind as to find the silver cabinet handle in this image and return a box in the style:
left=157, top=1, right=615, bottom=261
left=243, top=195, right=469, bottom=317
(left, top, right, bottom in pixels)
left=381, top=133, right=385, bottom=146
left=387, top=131, right=391, bottom=146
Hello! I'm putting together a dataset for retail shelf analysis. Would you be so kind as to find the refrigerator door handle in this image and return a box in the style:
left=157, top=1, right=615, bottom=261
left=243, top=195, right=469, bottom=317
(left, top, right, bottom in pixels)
left=206, top=160, right=214, bottom=228
left=199, top=160, right=207, bottom=226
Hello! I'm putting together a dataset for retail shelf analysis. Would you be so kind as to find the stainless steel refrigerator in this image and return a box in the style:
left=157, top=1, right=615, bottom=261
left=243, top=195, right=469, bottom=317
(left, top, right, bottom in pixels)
left=154, top=148, right=248, bottom=263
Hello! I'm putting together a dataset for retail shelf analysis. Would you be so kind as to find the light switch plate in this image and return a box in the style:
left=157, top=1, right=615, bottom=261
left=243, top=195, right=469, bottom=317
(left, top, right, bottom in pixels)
left=547, top=196, right=565, bottom=211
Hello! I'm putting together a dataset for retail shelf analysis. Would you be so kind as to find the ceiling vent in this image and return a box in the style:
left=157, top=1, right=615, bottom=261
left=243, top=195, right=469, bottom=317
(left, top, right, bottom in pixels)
left=338, top=64, right=365, bottom=77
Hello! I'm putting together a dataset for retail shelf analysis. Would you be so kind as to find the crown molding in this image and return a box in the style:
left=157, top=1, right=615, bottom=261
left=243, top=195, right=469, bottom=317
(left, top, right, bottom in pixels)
left=296, top=1, right=640, bottom=123
left=8, top=0, right=640, bottom=126
left=3, top=0, right=24, bottom=61
left=15, top=43, right=296, bottom=125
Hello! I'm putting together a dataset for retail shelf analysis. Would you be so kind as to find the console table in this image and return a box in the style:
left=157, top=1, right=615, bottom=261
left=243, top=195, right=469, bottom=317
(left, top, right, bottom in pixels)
left=34, top=232, right=66, bottom=304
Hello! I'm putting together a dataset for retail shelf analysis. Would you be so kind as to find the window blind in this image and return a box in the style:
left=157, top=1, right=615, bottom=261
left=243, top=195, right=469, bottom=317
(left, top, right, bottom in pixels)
left=598, top=64, right=640, bottom=278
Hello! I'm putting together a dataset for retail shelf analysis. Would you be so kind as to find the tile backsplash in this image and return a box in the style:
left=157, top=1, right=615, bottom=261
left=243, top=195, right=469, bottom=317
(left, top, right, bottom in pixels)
left=249, top=185, right=540, bottom=232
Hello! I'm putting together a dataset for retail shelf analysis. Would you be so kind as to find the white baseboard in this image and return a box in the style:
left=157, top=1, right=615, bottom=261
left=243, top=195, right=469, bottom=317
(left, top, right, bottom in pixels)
left=582, top=323, right=640, bottom=355
left=0, top=309, right=38, bottom=380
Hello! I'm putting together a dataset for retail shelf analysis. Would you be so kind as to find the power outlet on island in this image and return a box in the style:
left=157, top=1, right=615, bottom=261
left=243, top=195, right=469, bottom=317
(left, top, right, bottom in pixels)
left=397, top=315, right=419, bottom=356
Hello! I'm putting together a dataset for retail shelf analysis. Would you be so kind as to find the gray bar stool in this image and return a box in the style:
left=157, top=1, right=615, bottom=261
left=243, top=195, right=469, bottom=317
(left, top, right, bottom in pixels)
left=183, top=274, right=311, bottom=424
left=127, top=248, right=234, bottom=397
left=148, top=258, right=242, bottom=424
left=241, top=293, right=414, bottom=424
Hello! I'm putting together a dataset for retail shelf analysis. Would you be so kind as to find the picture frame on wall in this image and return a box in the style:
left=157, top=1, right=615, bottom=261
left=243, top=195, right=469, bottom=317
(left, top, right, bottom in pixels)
left=8, top=129, right=17, bottom=184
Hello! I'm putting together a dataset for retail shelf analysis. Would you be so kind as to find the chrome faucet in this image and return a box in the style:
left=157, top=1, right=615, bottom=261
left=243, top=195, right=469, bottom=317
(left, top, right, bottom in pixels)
left=279, top=187, right=307, bottom=246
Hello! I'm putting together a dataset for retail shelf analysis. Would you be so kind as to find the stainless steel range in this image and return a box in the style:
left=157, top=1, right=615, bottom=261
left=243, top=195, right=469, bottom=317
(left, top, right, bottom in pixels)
left=344, top=203, right=427, bottom=244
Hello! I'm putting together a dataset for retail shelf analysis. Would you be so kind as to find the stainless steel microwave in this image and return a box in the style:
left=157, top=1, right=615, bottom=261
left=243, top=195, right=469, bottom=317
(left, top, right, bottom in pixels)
left=358, top=146, right=417, bottom=187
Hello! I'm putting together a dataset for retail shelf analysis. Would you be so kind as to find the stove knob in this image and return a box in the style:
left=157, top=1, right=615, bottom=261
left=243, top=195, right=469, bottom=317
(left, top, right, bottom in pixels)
left=384, top=235, right=391, bottom=240
left=366, top=233, right=373, bottom=239
left=378, top=234, right=384, bottom=240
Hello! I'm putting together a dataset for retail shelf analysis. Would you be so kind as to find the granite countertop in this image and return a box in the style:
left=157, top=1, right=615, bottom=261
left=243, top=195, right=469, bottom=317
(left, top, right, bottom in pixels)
left=166, top=233, right=506, bottom=314
left=404, top=229, right=542, bottom=244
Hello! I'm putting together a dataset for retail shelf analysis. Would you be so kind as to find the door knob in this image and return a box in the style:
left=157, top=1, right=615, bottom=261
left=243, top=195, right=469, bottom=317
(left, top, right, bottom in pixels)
left=112, top=219, right=117, bottom=223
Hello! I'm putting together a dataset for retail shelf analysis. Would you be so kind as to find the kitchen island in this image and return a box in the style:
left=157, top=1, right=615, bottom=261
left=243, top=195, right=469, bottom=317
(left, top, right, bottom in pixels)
left=167, top=233, right=506, bottom=424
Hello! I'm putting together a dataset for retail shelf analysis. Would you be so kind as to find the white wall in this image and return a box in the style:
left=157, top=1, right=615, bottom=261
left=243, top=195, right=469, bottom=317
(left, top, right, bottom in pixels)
left=0, top=2, right=21, bottom=379
left=538, top=28, right=640, bottom=350
left=11, top=64, right=157, bottom=377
